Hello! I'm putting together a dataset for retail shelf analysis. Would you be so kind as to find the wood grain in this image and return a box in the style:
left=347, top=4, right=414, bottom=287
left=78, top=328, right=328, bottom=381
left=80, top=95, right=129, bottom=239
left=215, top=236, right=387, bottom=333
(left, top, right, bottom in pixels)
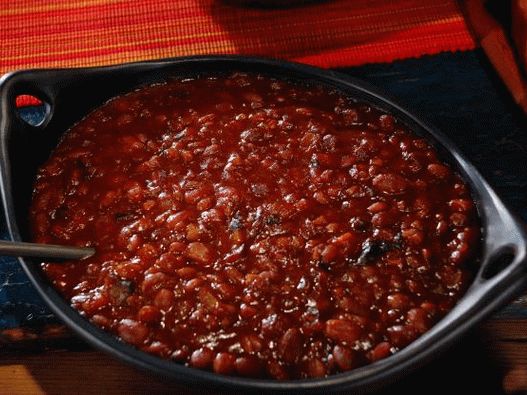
left=0, top=350, right=220, bottom=395
left=0, top=321, right=526, bottom=395
left=481, top=320, right=527, bottom=393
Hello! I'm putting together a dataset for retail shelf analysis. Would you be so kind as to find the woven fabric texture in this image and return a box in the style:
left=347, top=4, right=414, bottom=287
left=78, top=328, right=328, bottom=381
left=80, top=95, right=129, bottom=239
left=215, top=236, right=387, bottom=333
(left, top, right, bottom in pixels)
left=1, top=0, right=475, bottom=71
left=1, top=0, right=475, bottom=106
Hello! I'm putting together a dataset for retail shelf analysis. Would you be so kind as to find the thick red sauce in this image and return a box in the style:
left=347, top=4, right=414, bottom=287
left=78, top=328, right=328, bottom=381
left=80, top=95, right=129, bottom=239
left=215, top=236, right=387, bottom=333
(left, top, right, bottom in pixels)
left=31, top=73, right=480, bottom=379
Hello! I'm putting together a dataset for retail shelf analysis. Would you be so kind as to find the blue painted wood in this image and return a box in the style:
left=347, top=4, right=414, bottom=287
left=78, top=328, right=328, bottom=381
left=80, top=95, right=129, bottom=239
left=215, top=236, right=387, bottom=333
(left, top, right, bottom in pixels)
left=1, top=49, right=525, bottom=330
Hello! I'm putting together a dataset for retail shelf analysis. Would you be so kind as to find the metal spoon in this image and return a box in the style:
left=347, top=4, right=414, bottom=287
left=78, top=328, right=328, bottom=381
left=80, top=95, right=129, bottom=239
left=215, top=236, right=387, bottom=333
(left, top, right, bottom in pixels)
left=0, top=240, right=95, bottom=261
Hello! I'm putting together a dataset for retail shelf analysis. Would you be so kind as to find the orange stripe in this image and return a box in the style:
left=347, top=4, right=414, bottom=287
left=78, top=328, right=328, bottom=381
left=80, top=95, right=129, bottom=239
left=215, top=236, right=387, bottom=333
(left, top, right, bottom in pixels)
left=0, top=0, right=458, bottom=32
left=0, top=1, right=203, bottom=25
left=2, top=24, right=467, bottom=66
left=3, top=14, right=466, bottom=55
left=0, top=0, right=128, bottom=17
left=2, top=30, right=230, bottom=62
left=3, top=16, right=469, bottom=61
left=7, top=34, right=472, bottom=77
left=2, top=0, right=476, bottom=76
left=0, top=2, right=462, bottom=42
left=1, top=4, right=459, bottom=40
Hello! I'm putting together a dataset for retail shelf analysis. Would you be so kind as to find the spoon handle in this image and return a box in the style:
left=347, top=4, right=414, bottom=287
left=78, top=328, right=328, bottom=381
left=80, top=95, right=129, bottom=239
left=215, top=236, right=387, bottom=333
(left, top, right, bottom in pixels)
left=0, top=240, right=95, bottom=261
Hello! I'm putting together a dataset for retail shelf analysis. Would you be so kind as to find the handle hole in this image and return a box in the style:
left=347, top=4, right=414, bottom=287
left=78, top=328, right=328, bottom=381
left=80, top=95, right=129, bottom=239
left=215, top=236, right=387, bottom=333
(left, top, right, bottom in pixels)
left=481, top=249, right=516, bottom=280
left=15, top=94, right=51, bottom=128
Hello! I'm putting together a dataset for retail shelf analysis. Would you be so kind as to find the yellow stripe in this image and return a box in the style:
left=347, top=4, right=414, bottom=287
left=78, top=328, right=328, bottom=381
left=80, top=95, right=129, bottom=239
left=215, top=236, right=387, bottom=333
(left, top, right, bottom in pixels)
left=1, top=0, right=457, bottom=24
left=0, top=0, right=128, bottom=17
left=4, top=23, right=466, bottom=66
left=2, top=17, right=214, bottom=48
left=3, top=12, right=464, bottom=53
left=2, top=39, right=238, bottom=71
left=2, top=29, right=473, bottom=74
left=1, top=30, right=228, bottom=61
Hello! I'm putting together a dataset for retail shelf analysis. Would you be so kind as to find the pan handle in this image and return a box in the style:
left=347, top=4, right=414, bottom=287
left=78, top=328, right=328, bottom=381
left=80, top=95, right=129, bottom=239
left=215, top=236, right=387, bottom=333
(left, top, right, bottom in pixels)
left=468, top=175, right=527, bottom=304
left=0, top=72, right=54, bottom=132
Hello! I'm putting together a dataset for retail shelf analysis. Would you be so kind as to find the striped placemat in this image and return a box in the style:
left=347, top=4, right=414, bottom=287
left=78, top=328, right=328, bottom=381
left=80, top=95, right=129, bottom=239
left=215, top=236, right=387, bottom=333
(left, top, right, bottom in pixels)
left=2, top=0, right=475, bottom=76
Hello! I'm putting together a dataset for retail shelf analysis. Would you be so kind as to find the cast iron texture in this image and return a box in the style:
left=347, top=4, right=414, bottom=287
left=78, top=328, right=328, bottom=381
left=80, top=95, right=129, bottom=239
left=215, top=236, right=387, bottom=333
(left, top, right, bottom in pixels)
left=0, top=56, right=526, bottom=393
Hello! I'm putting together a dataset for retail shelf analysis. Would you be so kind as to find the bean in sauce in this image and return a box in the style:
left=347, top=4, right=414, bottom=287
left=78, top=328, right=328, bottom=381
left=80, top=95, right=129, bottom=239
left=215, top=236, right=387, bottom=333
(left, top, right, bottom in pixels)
left=31, top=72, right=480, bottom=379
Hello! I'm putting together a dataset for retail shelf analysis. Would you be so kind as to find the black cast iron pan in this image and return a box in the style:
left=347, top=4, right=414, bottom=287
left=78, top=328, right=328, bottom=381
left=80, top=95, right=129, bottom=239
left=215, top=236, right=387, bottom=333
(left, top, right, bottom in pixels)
left=0, top=56, right=526, bottom=393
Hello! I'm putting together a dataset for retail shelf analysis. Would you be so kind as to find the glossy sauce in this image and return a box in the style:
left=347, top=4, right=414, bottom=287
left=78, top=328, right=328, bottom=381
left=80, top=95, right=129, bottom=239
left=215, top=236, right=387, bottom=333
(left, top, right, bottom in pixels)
left=31, top=73, right=480, bottom=379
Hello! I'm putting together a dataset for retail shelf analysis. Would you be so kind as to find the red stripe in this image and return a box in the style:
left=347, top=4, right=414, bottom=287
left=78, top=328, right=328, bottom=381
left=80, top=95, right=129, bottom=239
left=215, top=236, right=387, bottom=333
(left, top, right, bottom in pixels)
left=5, top=0, right=475, bottom=108
left=1, top=1, right=207, bottom=29
left=4, top=35, right=232, bottom=69
left=5, top=17, right=472, bottom=67
left=1, top=6, right=205, bottom=37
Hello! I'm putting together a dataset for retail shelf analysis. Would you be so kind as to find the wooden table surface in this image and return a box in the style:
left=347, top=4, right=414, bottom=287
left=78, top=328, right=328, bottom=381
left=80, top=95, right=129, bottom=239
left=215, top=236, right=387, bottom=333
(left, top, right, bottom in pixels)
left=0, top=319, right=525, bottom=394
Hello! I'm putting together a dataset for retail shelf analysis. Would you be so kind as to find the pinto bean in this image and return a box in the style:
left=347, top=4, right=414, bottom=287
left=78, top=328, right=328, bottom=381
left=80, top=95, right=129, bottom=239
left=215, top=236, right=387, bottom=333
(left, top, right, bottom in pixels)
left=34, top=72, right=479, bottom=381
left=372, top=173, right=408, bottom=195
